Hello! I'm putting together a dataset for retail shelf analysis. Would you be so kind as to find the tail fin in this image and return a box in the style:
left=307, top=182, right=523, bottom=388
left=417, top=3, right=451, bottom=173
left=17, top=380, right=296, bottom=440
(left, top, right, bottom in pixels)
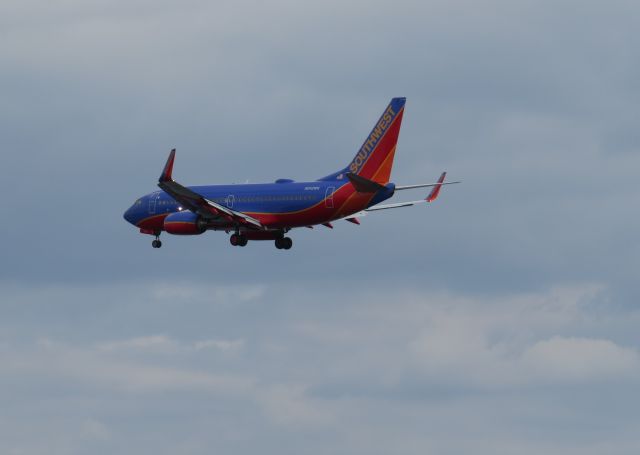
left=350, top=97, right=405, bottom=183
left=318, top=98, right=406, bottom=183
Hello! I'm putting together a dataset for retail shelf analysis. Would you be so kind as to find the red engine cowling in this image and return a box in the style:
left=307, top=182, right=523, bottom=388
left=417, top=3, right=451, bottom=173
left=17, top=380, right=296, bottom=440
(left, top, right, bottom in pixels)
left=163, top=211, right=207, bottom=235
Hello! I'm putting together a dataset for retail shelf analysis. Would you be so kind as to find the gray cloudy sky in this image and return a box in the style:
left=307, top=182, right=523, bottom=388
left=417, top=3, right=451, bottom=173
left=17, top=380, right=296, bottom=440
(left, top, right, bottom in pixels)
left=1, top=0, right=640, bottom=454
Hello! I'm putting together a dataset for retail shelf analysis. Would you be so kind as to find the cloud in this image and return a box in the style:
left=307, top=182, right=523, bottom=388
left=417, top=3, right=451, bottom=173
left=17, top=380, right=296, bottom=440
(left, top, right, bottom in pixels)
left=97, top=334, right=245, bottom=354
left=97, top=335, right=179, bottom=353
left=152, top=283, right=265, bottom=304
left=81, top=418, right=111, bottom=441
left=2, top=337, right=253, bottom=394
left=257, top=384, right=333, bottom=427
left=522, top=336, right=639, bottom=382
left=193, top=339, right=245, bottom=352
left=405, top=284, right=640, bottom=387
left=2, top=280, right=640, bottom=453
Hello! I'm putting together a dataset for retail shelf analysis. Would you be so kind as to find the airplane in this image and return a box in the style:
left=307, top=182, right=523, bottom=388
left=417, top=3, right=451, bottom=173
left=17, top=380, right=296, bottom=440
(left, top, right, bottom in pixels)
left=123, top=97, right=459, bottom=250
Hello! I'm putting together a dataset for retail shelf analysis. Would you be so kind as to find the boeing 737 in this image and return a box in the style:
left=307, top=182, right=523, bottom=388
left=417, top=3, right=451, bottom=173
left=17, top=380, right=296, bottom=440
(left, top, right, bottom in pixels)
left=123, top=98, right=458, bottom=249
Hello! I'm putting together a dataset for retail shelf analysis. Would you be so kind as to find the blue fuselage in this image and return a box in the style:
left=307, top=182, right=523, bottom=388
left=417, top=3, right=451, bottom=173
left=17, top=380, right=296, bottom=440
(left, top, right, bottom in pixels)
left=123, top=179, right=395, bottom=233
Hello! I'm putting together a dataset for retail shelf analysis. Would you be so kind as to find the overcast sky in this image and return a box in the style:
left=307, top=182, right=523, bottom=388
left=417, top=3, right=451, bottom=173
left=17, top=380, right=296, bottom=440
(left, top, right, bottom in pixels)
left=1, top=0, right=640, bottom=454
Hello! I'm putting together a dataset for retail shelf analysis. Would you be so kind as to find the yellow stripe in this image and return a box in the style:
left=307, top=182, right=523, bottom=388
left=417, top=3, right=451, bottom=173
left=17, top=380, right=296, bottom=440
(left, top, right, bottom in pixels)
left=353, top=107, right=404, bottom=176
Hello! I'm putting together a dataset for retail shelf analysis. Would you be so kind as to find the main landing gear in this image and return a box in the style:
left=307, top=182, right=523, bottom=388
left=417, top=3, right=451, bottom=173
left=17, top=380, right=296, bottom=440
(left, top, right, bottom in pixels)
left=229, top=233, right=248, bottom=247
left=228, top=231, right=293, bottom=250
left=275, top=237, right=293, bottom=250
left=151, top=234, right=162, bottom=248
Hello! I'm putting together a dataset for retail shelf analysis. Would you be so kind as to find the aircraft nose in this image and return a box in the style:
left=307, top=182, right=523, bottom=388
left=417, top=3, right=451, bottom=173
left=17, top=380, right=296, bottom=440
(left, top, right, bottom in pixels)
left=123, top=206, right=136, bottom=225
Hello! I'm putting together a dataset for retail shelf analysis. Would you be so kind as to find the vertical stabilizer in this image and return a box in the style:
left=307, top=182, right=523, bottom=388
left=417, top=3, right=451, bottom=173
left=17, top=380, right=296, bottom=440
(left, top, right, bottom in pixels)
left=349, top=97, right=406, bottom=184
left=319, top=98, right=406, bottom=183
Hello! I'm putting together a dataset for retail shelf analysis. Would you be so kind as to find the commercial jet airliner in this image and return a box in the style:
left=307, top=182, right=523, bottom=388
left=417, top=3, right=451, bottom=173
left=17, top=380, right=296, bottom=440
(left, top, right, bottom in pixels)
left=123, top=98, right=458, bottom=249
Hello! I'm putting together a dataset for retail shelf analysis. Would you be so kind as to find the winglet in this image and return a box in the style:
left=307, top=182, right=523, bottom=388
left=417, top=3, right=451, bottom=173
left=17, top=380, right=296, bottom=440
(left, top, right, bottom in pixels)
left=426, top=172, right=446, bottom=202
left=159, top=149, right=176, bottom=182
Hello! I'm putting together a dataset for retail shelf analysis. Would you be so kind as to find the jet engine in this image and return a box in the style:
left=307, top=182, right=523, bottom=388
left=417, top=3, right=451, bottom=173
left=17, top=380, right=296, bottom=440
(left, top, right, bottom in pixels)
left=163, top=210, right=207, bottom=235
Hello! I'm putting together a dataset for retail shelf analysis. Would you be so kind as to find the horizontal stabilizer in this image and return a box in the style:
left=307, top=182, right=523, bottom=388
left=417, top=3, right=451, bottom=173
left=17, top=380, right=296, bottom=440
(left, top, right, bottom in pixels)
left=346, top=172, right=387, bottom=193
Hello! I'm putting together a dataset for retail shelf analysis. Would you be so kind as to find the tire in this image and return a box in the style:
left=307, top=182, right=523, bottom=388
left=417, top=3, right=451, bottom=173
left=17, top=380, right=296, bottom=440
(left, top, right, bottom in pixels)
left=283, top=237, right=292, bottom=250
left=230, top=234, right=239, bottom=246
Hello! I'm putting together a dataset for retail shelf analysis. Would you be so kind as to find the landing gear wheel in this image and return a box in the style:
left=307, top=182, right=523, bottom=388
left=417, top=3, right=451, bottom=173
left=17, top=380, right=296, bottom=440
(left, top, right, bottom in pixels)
left=152, top=239, right=162, bottom=248
left=275, top=237, right=292, bottom=250
left=230, top=233, right=248, bottom=247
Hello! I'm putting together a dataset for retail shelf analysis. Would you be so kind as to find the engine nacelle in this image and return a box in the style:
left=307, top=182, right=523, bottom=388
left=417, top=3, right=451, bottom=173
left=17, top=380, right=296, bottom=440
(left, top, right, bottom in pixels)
left=163, top=211, right=207, bottom=235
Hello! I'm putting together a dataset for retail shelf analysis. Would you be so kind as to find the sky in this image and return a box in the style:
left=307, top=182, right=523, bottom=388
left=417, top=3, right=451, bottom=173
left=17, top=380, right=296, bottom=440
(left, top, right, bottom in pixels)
left=1, top=0, right=640, bottom=453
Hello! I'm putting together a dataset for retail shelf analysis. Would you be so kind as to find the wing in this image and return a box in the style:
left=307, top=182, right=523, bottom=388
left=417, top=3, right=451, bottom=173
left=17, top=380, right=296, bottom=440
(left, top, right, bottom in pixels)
left=157, top=149, right=263, bottom=229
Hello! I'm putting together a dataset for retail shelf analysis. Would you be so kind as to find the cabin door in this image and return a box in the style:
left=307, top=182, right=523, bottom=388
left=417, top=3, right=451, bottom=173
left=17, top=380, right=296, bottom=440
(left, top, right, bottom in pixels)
left=325, top=186, right=335, bottom=209
left=149, top=192, right=160, bottom=214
